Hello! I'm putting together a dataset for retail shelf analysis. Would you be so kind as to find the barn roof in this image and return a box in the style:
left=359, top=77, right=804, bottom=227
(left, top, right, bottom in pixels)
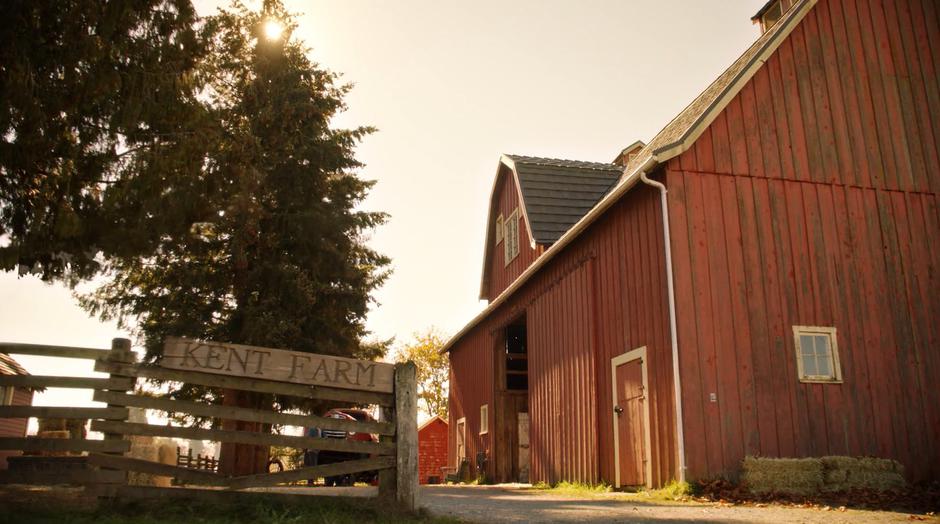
left=0, top=353, right=30, bottom=376
left=449, top=0, right=817, bottom=352
left=479, top=155, right=621, bottom=299
left=418, top=415, right=448, bottom=432
left=622, top=0, right=815, bottom=179
left=504, top=155, right=621, bottom=245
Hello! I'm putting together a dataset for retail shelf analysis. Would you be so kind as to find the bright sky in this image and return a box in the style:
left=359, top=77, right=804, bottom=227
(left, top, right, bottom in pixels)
left=0, top=0, right=768, bottom=410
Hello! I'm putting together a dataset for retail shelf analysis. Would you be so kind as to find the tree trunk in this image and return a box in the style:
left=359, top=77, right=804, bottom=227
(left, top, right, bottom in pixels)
left=218, top=388, right=269, bottom=476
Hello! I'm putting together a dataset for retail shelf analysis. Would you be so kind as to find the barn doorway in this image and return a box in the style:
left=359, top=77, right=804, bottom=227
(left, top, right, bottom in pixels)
left=493, top=315, right=529, bottom=483
left=611, top=346, right=651, bottom=488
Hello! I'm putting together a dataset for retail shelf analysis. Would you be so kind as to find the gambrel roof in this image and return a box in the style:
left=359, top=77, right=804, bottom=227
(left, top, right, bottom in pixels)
left=479, top=155, right=620, bottom=299
left=504, top=155, right=621, bottom=245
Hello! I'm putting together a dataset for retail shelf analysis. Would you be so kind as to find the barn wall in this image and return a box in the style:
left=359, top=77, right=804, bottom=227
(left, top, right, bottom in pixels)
left=449, top=183, right=678, bottom=487
left=667, top=0, right=940, bottom=482
left=447, top=327, right=494, bottom=474
left=0, top=387, right=33, bottom=469
left=484, top=166, right=542, bottom=300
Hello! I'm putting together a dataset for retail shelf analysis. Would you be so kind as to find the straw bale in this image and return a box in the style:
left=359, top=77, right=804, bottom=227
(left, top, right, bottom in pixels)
left=742, top=456, right=823, bottom=495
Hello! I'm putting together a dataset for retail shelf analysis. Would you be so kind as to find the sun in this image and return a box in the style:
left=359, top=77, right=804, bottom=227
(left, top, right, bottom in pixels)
left=262, top=19, right=283, bottom=41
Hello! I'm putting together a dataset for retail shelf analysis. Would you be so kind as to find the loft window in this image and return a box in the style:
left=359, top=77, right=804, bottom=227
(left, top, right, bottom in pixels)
left=505, top=323, right=528, bottom=391
left=479, top=404, right=489, bottom=435
left=504, top=209, right=520, bottom=265
left=793, top=326, right=842, bottom=383
left=495, top=214, right=504, bottom=244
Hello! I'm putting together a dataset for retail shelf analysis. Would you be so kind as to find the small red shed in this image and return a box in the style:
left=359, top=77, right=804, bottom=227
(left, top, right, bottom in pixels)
left=418, top=416, right=448, bottom=484
left=0, top=353, right=35, bottom=469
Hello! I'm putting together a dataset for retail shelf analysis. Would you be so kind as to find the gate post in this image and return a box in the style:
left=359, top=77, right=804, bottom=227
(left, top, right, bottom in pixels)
left=394, top=361, right=418, bottom=511
left=101, top=337, right=135, bottom=488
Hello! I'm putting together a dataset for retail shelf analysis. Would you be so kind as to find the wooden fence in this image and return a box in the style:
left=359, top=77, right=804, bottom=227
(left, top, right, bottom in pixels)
left=0, top=338, right=418, bottom=511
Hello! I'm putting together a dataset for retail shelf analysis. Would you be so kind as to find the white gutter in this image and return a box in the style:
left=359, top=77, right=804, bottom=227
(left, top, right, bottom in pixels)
left=638, top=170, right=687, bottom=485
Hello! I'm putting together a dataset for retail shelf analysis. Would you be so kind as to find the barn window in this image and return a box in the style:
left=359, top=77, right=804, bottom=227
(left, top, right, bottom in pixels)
left=504, top=209, right=520, bottom=265
left=793, top=326, right=842, bottom=383
left=479, top=404, right=489, bottom=435
left=0, top=386, right=13, bottom=405
left=495, top=214, right=504, bottom=244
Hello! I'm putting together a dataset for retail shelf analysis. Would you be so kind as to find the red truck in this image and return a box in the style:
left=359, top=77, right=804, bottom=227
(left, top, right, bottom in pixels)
left=304, top=408, right=379, bottom=486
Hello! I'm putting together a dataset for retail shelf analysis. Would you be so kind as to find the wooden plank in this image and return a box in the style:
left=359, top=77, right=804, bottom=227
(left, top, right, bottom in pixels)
left=90, top=420, right=394, bottom=456
left=228, top=455, right=395, bottom=489
left=0, top=437, right=130, bottom=453
left=0, top=406, right=128, bottom=420
left=94, top=360, right=394, bottom=407
left=0, top=468, right=126, bottom=485
left=0, top=375, right=135, bottom=390
left=92, top=484, right=374, bottom=505
left=92, top=390, right=395, bottom=436
left=394, top=362, right=418, bottom=511
left=86, top=453, right=229, bottom=487
left=0, top=342, right=109, bottom=360
left=162, top=337, right=394, bottom=394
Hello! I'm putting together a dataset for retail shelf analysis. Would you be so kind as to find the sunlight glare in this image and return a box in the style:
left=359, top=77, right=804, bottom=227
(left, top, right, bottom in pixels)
left=263, top=19, right=283, bottom=41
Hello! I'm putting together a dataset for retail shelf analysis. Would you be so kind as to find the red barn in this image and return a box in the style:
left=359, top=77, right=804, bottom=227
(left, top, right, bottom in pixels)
left=445, top=0, right=940, bottom=488
left=0, top=353, right=35, bottom=469
left=418, top=416, right=448, bottom=484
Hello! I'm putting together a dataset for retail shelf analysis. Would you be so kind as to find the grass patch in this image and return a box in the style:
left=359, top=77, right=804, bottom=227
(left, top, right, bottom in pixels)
left=640, top=480, right=693, bottom=501
left=0, top=495, right=458, bottom=524
left=529, top=481, right=612, bottom=496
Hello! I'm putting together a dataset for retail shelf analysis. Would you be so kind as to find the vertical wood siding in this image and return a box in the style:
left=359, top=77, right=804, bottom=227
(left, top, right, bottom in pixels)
left=450, top=185, right=677, bottom=486
left=0, top=387, right=33, bottom=469
left=484, top=166, right=542, bottom=300
left=667, top=0, right=940, bottom=482
left=448, top=328, right=494, bottom=472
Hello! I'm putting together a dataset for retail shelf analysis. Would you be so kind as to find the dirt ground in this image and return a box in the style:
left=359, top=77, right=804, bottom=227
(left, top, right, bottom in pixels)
left=265, top=484, right=935, bottom=523
left=416, top=484, right=935, bottom=523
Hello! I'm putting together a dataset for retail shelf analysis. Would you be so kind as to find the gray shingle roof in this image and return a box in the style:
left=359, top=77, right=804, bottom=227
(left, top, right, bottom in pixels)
left=505, top=155, right=621, bottom=244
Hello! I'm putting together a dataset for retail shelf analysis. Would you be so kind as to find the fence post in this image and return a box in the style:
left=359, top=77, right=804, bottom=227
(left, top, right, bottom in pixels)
left=101, top=337, right=135, bottom=488
left=394, top=361, right=418, bottom=512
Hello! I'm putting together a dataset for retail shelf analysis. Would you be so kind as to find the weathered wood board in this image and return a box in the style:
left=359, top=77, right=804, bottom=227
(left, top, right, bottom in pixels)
left=161, top=337, right=394, bottom=393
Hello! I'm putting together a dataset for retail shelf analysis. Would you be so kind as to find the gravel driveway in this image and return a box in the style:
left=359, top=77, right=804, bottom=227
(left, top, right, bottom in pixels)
left=419, top=484, right=932, bottom=523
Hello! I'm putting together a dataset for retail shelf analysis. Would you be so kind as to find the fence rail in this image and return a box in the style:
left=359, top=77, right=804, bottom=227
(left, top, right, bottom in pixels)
left=0, top=337, right=418, bottom=511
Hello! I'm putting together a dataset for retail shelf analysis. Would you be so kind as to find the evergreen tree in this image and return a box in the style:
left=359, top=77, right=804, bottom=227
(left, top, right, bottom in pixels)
left=0, top=0, right=210, bottom=281
left=79, top=1, right=390, bottom=474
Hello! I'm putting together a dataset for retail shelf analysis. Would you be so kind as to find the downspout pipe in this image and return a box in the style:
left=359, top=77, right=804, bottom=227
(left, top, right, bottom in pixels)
left=639, top=168, right=687, bottom=484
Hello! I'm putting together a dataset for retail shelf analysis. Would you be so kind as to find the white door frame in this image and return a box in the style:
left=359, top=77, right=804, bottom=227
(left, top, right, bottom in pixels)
left=611, top=346, right=652, bottom=488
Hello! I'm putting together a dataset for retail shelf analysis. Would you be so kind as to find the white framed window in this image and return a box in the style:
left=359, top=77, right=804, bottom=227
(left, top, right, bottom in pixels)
left=495, top=214, right=504, bottom=244
left=793, top=326, right=842, bottom=383
left=479, top=404, right=489, bottom=435
left=1, top=386, right=13, bottom=405
left=503, top=209, right=519, bottom=266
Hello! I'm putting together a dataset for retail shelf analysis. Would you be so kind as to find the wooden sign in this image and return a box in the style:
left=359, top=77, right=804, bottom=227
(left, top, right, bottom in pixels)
left=161, top=337, right=394, bottom=393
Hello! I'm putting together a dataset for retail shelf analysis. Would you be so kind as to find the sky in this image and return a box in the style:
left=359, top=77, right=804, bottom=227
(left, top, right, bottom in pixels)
left=0, top=0, right=770, bottom=412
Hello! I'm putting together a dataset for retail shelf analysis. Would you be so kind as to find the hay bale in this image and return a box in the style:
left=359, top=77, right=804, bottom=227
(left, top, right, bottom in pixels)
left=743, top=456, right=824, bottom=495
left=820, top=456, right=905, bottom=492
